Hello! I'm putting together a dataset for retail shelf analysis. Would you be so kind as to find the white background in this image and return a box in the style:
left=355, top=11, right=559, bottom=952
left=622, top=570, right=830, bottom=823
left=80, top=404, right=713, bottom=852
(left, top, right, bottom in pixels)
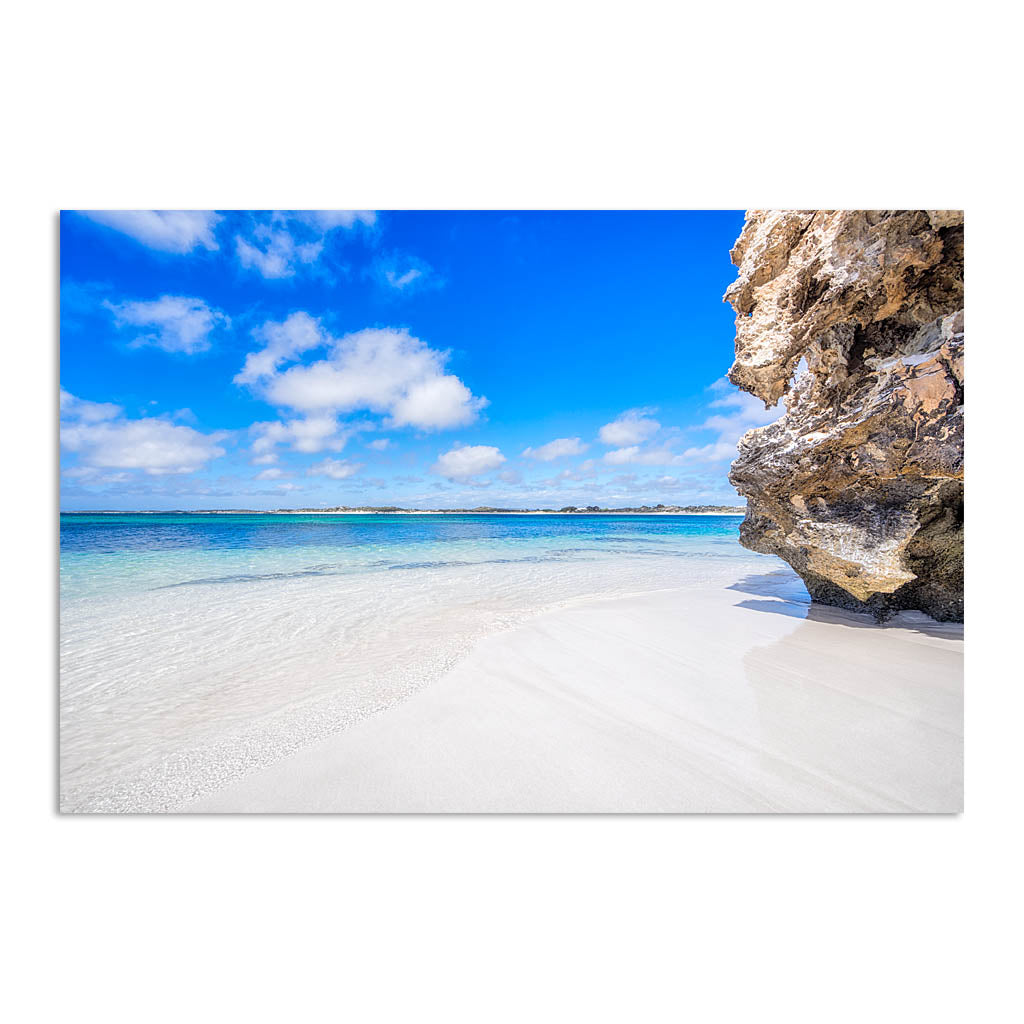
left=4, top=2, right=1018, bottom=1021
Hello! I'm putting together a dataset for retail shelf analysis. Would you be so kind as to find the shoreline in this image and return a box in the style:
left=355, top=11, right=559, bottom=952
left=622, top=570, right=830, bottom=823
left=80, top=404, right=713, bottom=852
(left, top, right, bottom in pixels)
left=186, top=569, right=963, bottom=814
left=60, top=509, right=746, bottom=516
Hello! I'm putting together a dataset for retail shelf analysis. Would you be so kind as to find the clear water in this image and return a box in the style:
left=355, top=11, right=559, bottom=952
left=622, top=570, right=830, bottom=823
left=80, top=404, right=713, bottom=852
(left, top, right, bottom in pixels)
left=60, top=512, right=774, bottom=811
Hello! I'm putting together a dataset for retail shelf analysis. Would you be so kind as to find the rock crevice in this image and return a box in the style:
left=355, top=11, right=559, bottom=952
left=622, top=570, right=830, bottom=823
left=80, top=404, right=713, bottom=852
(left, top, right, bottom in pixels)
left=725, top=210, right=963, bottom=621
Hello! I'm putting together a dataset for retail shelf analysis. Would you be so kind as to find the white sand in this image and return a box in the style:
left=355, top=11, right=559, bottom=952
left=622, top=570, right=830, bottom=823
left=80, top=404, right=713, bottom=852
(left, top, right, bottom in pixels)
left=187, top=570, right=963, bottom=813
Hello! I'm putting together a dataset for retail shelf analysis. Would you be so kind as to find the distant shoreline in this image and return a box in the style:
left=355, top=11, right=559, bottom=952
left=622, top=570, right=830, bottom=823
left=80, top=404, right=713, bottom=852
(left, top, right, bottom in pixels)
left=61, top=506, right=746, bottom=517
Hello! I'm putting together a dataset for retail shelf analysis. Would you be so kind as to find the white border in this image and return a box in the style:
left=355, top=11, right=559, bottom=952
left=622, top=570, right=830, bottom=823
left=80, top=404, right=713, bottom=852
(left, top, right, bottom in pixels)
left=7, top=3, right=1016, bottom=1021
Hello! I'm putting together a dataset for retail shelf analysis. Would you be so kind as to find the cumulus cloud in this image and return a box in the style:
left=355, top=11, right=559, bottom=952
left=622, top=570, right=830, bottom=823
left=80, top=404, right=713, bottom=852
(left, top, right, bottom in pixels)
left=235, top=312, right=326, bottom=385
left=80, top=211, right=221, bottom=253
left=308, top=457, right=362, bottom=480
left=602, top=444, right=683, bottom=467
left=598, top=408, right=661, bottom=446
left=60, top=390, right=226, bottom=475
left=389, top=374, right=482, bottom=430
left=105, top=295, right=228, bottom=354
left=522, top=436, right=588, bottom=461
left=59, top=389, right=121, bottom=423
left=235, top=211, right=374, bottom=279
left=433, top=444, right=505, bottom=482
left=367, top=438, right=391, bottom=451
left=250, top=415, right=347, bottom=456
left=255, top=326, right=486, bottom=431
left=237, top=229, right=321, bottom=279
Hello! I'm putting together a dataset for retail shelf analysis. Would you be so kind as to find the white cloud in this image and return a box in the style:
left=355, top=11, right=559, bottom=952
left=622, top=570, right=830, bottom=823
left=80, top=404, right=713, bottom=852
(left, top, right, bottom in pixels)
left=368, top=251, right=440, bottom=295
left=60, top=391, right=226, bottom=475
left=296, top=211, right=376, bottom=231
left=235, top=211, right=374, bottom=279
left=63, top=467, right=131, bottom=483
left=250, top=415, right=347, bottom=456
left=433, top=444, right=506, bottom=482
left=681, top=379, right=782, bottom=463
left=522, top=437, right=588, bottom=461
left=596, top=384, right=781, bottom=468
left=59, top=389, right=121, bottom=423
left=598, top=408, right=661, bottom=446
left=680, top=440, right=744, bottom=463
left=367, top=438, right=391, bottom=451
left=538, top=464, right=599, bottom=485
left=309, top=457, right=362, bottom=480
left=106, top=295, right=228, bottom=354
left=236, top=228, right=321, bottom=279
left=235, top=312, right=326, bottom=385
left=602, top=446, right=640, bottom=465
left=260, top=326, right=486, bottom=430
left=255, top=467, right=287, bottom=480
left=603, top=444, right=683, bottom=467
left=703, top=382, right=781, bottom=432
left=81, top=211, right=221, bottom=253
left=389, top=374, right=482, bottom=430
left=389, top=268, right=422, bottom=289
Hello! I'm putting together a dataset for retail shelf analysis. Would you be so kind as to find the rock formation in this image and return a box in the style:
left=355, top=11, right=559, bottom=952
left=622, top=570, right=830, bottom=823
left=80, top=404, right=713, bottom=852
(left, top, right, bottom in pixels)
left=725, top=210, right=963, bottom=621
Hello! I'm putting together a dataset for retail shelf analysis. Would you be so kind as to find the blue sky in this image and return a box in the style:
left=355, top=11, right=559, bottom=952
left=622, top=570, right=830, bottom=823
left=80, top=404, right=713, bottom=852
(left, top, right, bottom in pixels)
left=60, top=210, right=779, bottom=510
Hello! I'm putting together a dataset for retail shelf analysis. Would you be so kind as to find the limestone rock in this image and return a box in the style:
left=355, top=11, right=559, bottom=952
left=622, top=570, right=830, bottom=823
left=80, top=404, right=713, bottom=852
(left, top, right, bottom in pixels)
left=725, top=210, right=963, bottom=621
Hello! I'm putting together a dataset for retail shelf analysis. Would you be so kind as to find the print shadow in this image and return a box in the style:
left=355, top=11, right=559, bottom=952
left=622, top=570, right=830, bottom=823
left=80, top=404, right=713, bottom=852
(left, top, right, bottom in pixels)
left=53, top=211, right=62, bottom=814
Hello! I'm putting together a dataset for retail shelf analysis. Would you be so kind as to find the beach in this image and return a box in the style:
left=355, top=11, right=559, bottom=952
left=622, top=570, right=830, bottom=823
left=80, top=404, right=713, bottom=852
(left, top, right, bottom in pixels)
left=189, top=570, right=962, bottom=813
left=59, top=513, right=963, bottom=813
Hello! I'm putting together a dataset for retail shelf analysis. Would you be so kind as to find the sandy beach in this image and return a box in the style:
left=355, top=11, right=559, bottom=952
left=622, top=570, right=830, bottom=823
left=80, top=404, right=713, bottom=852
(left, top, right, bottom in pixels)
left=188, top=569, right=963, bottom=814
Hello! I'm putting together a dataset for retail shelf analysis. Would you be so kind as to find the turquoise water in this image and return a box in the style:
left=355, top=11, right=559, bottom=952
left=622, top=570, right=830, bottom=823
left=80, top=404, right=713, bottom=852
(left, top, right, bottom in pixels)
left=60, top=512, right=753, bottom=599
left=60, top=513, right=773, bottom=811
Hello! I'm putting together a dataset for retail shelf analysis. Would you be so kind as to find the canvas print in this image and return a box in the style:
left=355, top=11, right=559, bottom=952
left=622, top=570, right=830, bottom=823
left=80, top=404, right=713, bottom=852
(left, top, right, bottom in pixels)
left=59, top=210, right=964, bottom=813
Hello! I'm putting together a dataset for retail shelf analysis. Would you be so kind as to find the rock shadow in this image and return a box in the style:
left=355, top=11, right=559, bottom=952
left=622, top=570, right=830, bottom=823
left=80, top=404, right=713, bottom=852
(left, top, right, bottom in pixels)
left=729, top=571, right=962, bottom=640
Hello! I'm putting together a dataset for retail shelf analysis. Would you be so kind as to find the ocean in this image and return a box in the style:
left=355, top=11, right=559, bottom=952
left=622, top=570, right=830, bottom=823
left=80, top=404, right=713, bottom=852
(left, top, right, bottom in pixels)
left=59, top=512, right=774, bottom=811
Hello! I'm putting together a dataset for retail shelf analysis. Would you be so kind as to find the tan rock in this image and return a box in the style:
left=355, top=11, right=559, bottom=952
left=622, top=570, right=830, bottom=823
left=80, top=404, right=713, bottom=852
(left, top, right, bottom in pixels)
left=725, top=210, right=963, bottom=621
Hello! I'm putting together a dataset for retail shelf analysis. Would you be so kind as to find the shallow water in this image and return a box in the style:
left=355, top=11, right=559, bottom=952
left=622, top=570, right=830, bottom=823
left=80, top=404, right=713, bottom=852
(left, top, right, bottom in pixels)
left=60, top=513, right=775, bottom=811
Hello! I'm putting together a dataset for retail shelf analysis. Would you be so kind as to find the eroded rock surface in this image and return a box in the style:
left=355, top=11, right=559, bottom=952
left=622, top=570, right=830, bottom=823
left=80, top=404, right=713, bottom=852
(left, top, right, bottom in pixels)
left=725, top=210, right=963, bottom=621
